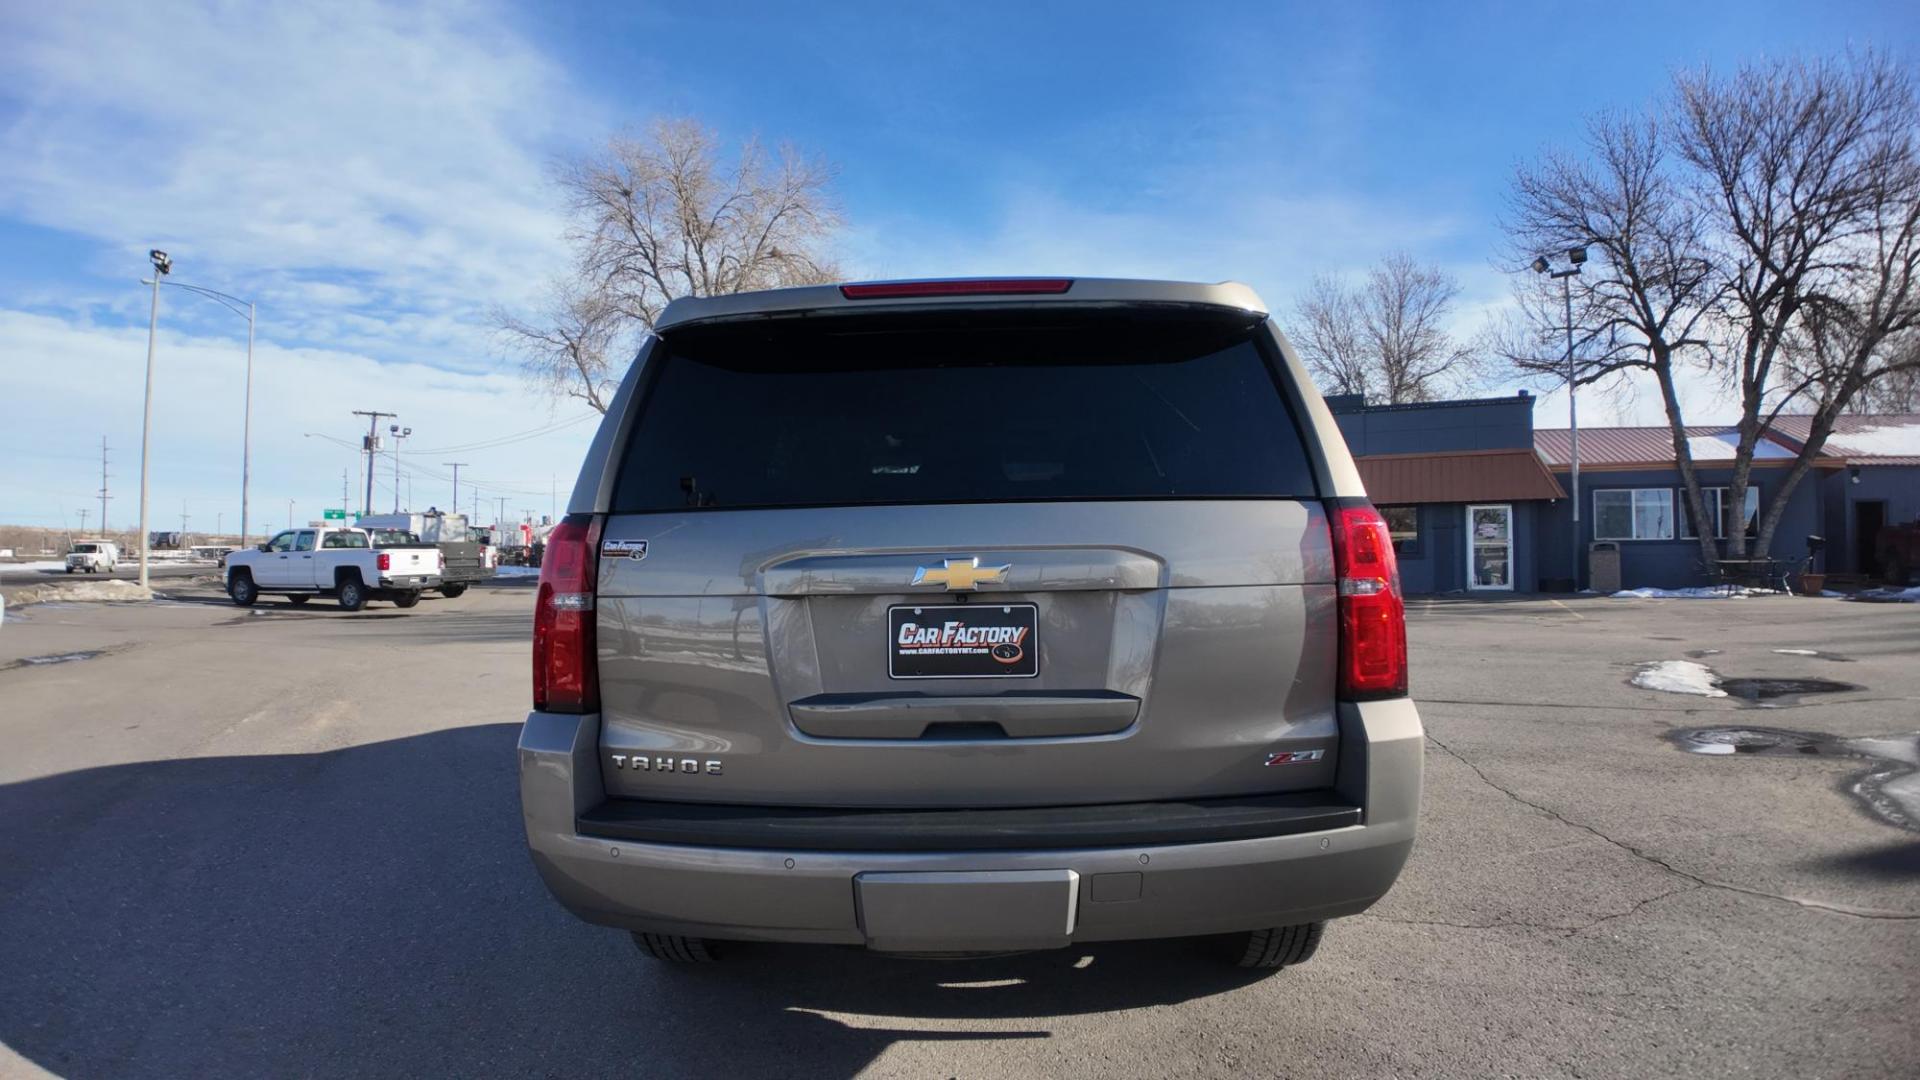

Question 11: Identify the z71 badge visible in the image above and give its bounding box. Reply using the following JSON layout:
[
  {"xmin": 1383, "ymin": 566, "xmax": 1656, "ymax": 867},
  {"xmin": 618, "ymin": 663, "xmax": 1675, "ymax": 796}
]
[{"xmin": 600, "ymin": 538, "xmax": 649, "ymax": 561}]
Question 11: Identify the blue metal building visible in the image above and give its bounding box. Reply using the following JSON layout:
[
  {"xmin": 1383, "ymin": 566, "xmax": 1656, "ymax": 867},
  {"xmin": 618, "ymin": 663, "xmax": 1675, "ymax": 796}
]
[{"xmin": 1330, "ymin": 393, "xmax": 1920, "ymax": 593}]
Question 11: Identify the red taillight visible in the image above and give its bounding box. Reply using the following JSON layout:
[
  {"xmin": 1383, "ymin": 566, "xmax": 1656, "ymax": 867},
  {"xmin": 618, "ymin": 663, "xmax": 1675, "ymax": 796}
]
[
  {"xmin": 1328, "ymin": 502, "xmax": 1408, "ymax": 700},
  {"xmin": 377, "ymin": 551, "xmax": 390, "ymax": 572},
  {"xmin": 838, "ymin": 278, "xmax": 1073, "ymax": 299},
  {"xmin": 533, "ymin": 514, "xmax": 601, "ymax": 713}
]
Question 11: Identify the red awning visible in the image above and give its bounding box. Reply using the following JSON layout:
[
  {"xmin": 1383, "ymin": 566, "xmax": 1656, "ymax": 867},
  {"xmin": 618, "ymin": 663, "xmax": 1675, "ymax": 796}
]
[{"xmin": 1354, "ymin": 449, "xmax": 1567, "ymax": 505}]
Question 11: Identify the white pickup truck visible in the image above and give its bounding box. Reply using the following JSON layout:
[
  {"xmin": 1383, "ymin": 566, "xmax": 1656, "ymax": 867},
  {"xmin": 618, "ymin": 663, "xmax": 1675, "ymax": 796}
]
[{"xmin": 224, "ymin": 526, "xmax": 441, "ymax": 611}]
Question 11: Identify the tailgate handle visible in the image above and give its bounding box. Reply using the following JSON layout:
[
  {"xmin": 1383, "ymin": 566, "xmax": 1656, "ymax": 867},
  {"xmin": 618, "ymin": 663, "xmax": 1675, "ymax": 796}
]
[{"xmin": 789, "ymin": 692, "xmax": 1139, "ymax": 740}]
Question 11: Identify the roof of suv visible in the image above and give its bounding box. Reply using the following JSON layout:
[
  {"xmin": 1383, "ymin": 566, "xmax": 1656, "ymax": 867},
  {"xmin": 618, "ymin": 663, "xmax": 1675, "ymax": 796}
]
[{"xmin": 654, "ymin": 277, "xmax": 1269, "ymax": 331}]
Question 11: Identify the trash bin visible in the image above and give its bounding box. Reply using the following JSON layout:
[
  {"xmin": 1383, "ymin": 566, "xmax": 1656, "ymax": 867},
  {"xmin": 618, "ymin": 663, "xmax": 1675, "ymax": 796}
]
[{"xmin": 1589, "ymin": 541, "xmax": 1622, "ymax": 594}]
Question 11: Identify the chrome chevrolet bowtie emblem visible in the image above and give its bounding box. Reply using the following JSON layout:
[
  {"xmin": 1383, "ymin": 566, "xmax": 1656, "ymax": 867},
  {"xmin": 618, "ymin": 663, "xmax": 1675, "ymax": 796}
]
[{"xmin": 911, "ymin": 557, "xmax": 1011, "ymax": 591}]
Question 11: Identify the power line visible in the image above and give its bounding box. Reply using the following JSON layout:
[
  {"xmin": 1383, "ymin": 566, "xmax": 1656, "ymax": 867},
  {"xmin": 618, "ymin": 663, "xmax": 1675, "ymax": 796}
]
[{"xmin": 407, "ymin": 413, "xmax": 596, "ymax": 454}]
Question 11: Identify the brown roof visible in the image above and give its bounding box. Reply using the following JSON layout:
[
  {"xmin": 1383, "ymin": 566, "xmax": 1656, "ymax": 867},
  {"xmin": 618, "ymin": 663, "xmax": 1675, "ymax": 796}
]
[
  {"xmin": 1355, "ymin": 449, "xmax": 1567, "ymax": 505},
  {"xmin": 1534, "ymin": 426, "xmax": 1804, "ymax": 469}
]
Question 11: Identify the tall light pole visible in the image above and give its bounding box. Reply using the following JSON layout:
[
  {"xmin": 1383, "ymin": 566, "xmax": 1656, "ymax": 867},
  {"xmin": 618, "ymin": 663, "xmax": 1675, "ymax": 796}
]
[
  {"xmin": 1533, "ymin": 246, "xmax": 1588, "ymax": 589},
  {"xmin": 137, "ymin": 249, "xmax": 171, "ymax": 587},
  {"xmin": 389, "ymin": 424, "xmax": 412, "ymax": 512}
]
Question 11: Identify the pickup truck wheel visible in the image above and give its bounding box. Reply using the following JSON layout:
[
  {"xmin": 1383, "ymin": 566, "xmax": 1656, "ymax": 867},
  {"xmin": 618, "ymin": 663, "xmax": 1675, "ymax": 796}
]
[
  {"xmin": 1221, "ymin": 921, "xmax": 1325, "ymax": 970},
  {"xmin": 65, "ymin": 567, "xmax": 75, "ymax": 574},
  {"xmin": 630, "ymin": 931, "xmax": 718, "ymax": 963},
  {"xmin": 336, "ymin": 575, "xmax": 368, "ymax": 612},
  {"xmin": 227, "ymin": 572, "xmax": 258, "ymax": 607},
  {"xmin": 439, "ymin": 583, "xmax": 468, "ymax": 598},
  {"xmin": 392, "ymin": 590, "xmax": 422, "ymax": 609}
]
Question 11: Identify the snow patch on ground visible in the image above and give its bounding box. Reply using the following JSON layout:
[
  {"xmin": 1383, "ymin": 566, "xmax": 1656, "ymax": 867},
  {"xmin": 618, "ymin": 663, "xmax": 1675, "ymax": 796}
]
[
  {"xmin": 6, "ymin": 580, "xmax": 155, "ymax": 606},
  {"xmin": 1772, "ymin": 648, "xmax": 1820, "ymax": 656},
  {"xmin": 1849, "ymin": 586, "xmax": 1920, "ymax": 603},
  {"xmin": 1632, "ymin": 660, "xmax": 1727, "ymax": 697},
  {"xmin": 0, "ymin": 561, "xmax": 73, "ymax": 576},
  {"xmin": 1611, "ymin": 586, "xmax": 1779, "ymax": 599}
]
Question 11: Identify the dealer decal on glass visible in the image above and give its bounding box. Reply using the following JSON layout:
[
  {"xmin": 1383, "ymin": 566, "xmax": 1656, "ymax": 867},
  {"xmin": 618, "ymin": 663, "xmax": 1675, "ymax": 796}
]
[{"xmin": 888, "ymin": 604, "xmax": 1039, "ymax": 679}]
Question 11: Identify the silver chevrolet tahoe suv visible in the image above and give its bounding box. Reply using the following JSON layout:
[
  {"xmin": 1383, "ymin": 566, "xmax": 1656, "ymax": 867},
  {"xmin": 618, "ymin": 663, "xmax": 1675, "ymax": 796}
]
[{"xmin": 519, "ymin": 277, "xmax": 1421, "ymax": 970}]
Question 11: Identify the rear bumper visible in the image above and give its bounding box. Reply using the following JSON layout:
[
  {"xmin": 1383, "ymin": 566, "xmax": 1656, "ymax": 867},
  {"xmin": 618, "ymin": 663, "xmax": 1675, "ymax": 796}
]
[{"xmin": 517, "ymin": 699, "xmax": 1422, "ymax": 949}]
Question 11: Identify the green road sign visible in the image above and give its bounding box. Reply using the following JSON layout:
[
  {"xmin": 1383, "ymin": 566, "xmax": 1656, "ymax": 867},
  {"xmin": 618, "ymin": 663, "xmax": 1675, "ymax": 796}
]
[{"xmin": 322, "ymin": 508, "xmax": 347, "ymax": 521}]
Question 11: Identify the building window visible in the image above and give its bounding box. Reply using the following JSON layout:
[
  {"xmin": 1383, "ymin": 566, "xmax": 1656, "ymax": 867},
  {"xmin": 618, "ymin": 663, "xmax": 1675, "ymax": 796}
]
[
  {"xmin": 1679, "ymin": 486, "xmax": 1760, "ymax": 540},
  {"xmin": 1594, "ymin": 488, "xmax": 1673, "ymax": 540},
  {"xmin": 1381, "ymin": 505, "xmax": 1420, "ymax": 556}
]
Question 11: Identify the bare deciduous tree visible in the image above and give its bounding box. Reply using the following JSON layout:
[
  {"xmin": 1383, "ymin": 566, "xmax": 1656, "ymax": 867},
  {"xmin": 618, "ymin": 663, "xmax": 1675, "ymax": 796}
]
[
  {"xmin": 1287, "ymin": 254, "xmax": 1474, "ymax": 404},
  {"xmin": 493, "ymin": 285, "xmax": 621, "ymax": 413},
  {"xmin": 1503, "ymin": 53, "xmax": 1920, "ymax": 570},
  {"xmin": 499, "ymin": 118, "xmax": 844, "ymax": 411},
  {"xmin": 1675, "ymin": 54, "xmax": 1920, "ymax": 559},
  {"xmin": 1849, "ymin": 355, "xmax": 1920, "ymax": 412},
  {"xmin": 1501, "ymin": 111, "xmax": 1725, "ymax": 569}
]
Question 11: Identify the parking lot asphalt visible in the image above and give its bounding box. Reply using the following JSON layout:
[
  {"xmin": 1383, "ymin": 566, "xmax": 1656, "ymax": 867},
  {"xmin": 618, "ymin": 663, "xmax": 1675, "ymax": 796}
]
[{"xmin": 1, "ymin": 582, "xmax": 1916, "ymax": 1079}]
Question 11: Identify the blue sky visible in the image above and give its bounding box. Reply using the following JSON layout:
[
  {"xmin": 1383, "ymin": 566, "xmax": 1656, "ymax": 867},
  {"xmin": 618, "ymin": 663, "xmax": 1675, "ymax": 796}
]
[{"xmin": 0, "ymin": 1, "xmax": 1913, "ymax": 532}]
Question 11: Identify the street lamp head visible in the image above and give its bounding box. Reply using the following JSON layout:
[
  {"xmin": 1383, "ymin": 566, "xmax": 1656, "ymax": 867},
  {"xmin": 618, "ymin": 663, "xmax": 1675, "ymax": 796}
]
[
  {"xmin": 402, "ymin": 427, "xmax": 411, "ymax": 437},
  {"xmin": 1531, "ymin": 256, "xmax": 1550, "ymax": 275},
  {"xmin": 149, "ymin": 249, "xmax": 171, "ymax": 275},
  {"xmin": 390, "ymin": 424, "xmax": 399, "ymax": 434},
  {"xmin": 1568, "ymin": 246, "xmax": 1589, "ymax": 266}
]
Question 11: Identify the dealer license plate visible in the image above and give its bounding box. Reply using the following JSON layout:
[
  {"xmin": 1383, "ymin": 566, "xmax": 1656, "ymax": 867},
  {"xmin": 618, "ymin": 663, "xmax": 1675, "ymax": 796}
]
[{"xmin": 888, "ymin": 603, "xmax": 1039, "ymax": 679}]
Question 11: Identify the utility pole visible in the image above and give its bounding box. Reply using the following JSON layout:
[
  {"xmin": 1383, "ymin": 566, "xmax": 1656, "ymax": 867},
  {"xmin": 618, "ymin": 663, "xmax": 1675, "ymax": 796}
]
[
  {"xmin": 217, "ymin": 511, "xmax": 223, "ymax": 537},
  {"xmin": 288, "ymin": 499, "xmax": 295, "ymax": 529},
  {"xmin": 341, "ymin": 469, "xmax": 350, "ymax": 520},
  {"xmin": 180, "ymin": 500, "xmax": 190, "ymax": 543},
  {"xmin": 495, "ymin": 496, "xmax": 507, "ymax": 526},
  {"xmin": 444, "ymin": 463, "xmax": 468, "ymax": 514},
  {"xmin": 78, "ymin": 508, "xmax": 90, "ymax": 534},
  {"xmin": 352, "ymin": 410, "xmax": 395, "ymax": 516},
  {"xmin": 98, "ymin": 437, "xmax": 112, "ymax": 535}
]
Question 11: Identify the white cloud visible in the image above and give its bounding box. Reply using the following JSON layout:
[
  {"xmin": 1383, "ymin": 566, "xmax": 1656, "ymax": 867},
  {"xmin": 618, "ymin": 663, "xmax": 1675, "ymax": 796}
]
[
  {"xmin": 0, "ymin": 0, "xmax": 594, "ymax": 361},
  {"xmin": 0, "ymin": 309, "xmax": 600, "ymax": 531}
]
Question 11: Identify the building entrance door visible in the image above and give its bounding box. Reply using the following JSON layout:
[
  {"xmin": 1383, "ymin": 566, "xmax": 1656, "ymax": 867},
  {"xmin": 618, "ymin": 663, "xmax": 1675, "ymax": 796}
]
[{"xmin": 1467, "ymin": 504, "xmax": 1514, "ymax": 591}]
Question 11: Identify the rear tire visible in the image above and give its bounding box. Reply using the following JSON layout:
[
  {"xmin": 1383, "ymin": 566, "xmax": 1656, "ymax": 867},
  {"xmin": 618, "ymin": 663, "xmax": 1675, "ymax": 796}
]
[
  {"xmin": 228, "ymin": 572, "xmax": 257, "ymax": 607},
  {"xmin": 1223, "ymin": 921, "xmax": 1325, "ymax": 969},
  {"xmin": 336, "ymin": 574, "xmax": 368, "ymax": 612},
  {"xmin": 630, "ymin": 931, "xmax": 719, "ymax": 964},
  {"xmin": 439, "ymin": 583, "xmax": 468, "ymax": 598},
  {"xmin": 392, "ymin": 590, "xmax": 422, "ymax": 609}
]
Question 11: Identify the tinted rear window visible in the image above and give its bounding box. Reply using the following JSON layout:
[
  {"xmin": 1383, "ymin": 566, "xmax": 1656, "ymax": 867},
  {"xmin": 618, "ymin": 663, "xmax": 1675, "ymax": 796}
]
[{"xmin": 612, "ymin": 313, "xmax": 1316, "ymax": 512}]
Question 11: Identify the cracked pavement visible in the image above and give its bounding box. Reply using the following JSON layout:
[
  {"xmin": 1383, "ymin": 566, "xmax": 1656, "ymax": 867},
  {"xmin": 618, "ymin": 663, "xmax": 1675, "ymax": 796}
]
[{"xmin": 1, "ymin": 585, "xmax": 1916, "ymax": 1078}]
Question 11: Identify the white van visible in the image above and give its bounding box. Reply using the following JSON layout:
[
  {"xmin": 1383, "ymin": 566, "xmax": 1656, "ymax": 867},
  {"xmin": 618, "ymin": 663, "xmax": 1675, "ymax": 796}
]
[{"xmin": 66, "ymin": 540, "xmax": 120, "ymax": 574}]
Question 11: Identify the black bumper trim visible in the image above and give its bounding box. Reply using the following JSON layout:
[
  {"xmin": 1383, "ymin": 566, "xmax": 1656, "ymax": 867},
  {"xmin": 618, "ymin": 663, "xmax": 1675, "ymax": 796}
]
[{"xmin": 576, "ymin": 792, "xmax": 1360, "ymax": 852}]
